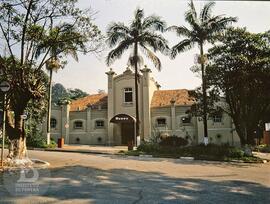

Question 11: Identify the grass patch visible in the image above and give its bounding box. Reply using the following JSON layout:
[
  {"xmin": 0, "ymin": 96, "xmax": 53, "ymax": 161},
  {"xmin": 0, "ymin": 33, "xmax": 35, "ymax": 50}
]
[{"xmin": 124, "ymin": 150, "xmax": 143, "ymax": 156}]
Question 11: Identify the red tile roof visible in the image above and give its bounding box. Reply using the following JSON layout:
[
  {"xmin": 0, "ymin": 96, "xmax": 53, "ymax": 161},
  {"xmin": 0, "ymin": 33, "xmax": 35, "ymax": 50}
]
[
  {"xmin": 151, "ymin": 89, "xmax": 195, "ymax": 108},
  {"xmin": 70, "ymin": 93, "xmax": 108, "ymax": 111},
  {"xmin": 70, "ymin": 89, "xmax": 195, "ymax": 111}
]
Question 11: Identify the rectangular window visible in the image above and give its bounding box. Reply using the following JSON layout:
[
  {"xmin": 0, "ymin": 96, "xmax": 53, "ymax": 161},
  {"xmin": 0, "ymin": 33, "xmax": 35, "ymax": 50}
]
[
  {"xmin": 124, "ymin": 88, "xmax": 133, "ymax": 103},
  {"xmin": 95, "ymin": 120, "xmax": 104, "ymax": 128},
  {"xmin": 157, "ymin": 118, "xmax": 166, "ymax": 127},
  {"xmin": 213, "ymin": 115, "xmax": 222, "ymax": 123},
  {"xmin": 50, "ymin": 118, "xmax": 57, "ymax": 129},
  {"xmin": 74, "ymin": 121, "xmax": 83, "ymax": 129}
]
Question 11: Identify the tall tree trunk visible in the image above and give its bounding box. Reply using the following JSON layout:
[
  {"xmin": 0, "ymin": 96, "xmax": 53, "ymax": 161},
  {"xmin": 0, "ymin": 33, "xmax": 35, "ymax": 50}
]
[
  {"xmin": 246, "ymin": 125, "xmax": 256, "ymax": 145},
  {"xmin": 134, "ymin": 42, "xmax": 140, "ymax": 145},
  {"xmin": 234, "ymin": 122, "xmax": 247, "ymax": 146},
  {"xmin": 7, "ymin": 110, "xmax": 27, "ymax": 159},
  {"xmin": 46, "ymin": 68, "xmax": 53, "ymax": 145},
  {"xmin": 6, "ymin": 93, "xmax": 29, "ymax": 160},
  {"xmin": 200, "ymin": 43, "xmax": 208, "ymax": 144}
]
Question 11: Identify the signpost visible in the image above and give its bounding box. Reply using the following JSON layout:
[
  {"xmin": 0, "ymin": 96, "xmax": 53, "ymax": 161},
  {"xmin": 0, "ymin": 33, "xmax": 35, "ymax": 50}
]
[{"xmin": 0, "ymin": 81, "xmax": 10, "ymax": 168}]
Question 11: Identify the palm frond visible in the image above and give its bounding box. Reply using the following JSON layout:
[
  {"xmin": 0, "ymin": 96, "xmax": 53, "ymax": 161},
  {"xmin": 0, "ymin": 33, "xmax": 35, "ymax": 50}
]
[
  {"xmin": 134, "ymin": 8, "xmax": 144, "ymax": 21},
  {"xmin": 171, "ymin": 39, "xmax": 194, "ymax": 59},
  {"xmin": 166, "ymin": 25, "xmax": 192, "ymax": 38},
  {"xmin": 200, "ymin": 1, "xmax": 215, "ymax": 22},
  {"xmin": 185, "ymin": 0, "xmax": 198, "ymax": 24},
  {"xmin": 65, "ymin": 48, "xmax": 78, "ymax": 62},
  {"xmin": 106, "ymin": 31, "xmax": 131, "ymax": 48},
  {"xmin": 131, "ymin": 9, "xmax": 144, "ymax": 32},
  {"xmin": 140, "ymin": 31, "xmax": 169, "ymax": 55},
  {"xmin": 140, "ymin": 43, "xmax": 162, "ymax": 71},
  {"xmin": 35, "ymin": 45, "xmax": 47, "ymax": 59},
  {"xmin": 208, "ymin": 16, "xmax": 237, "ymax": 36},
  {"xmin": 142, "ymin": 15, "xmax": 167, "ymax": 32},
  {"xmin": 106, "ymin": 39, "xmax": 133, "ymax": 66},
  {"xmin": 128, "ymin": 54, "xmax": 144, "ymax": 68},
  {"xmin": 106, "ymin": 22, "xmax": 130, "ymax": 34}
]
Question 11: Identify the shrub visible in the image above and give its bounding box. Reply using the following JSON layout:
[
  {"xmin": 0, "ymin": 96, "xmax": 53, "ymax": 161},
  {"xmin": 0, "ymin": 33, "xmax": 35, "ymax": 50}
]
[
  {"xmin": 26, "ymin": 131, "xmax": 57, "ymax": 149},
  {"xmin": 46, "ymin": 139, "xmax": 57, "ymax": 148},
  {"xmin": 27, "ymin": 133, "xmax": 47, "ymax": 148},
  {"xmin": 228, "ymin": 147, "xmax": 244, "ymax": 158},
  {"xmin": 137, "ymin": 142, "xmax": 160, "ymax": 153},
  {"xmin": 255, "ymin": 144, "xmax": 270, "ymax": 153},
  {"xmin": 136, "ymin": 142, "xmax": 251, "ymax": 161},
  {"xmin": 159, "ymin": 136, "xmax": 188, "ymax": 147}
]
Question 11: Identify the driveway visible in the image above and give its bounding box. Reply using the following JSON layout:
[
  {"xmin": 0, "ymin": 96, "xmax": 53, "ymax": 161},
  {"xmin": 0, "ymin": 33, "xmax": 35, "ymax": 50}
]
[{"xmin": 0, "ymin": 150, "xmax": 269, "ymax": 204}]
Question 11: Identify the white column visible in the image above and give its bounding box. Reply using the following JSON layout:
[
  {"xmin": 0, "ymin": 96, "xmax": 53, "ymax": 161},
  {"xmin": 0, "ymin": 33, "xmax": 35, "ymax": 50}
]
[
  {"xmin": 61, "ymin": 102, "xmax": 70, "ymax": 144},
  {"xmin": 86, "ymin": 106, "xmax": 92, "ymax": 132},
  {"xmin": 106, "ymin": 68, "xmax": 116, "ymax": 145},
  {"xmin": 170, "ymin": 99, "xmax": 176, "ymax": 135},
  {"xmin": 141, "ymin": 66, "xmax": 152, "ymax": 141}
]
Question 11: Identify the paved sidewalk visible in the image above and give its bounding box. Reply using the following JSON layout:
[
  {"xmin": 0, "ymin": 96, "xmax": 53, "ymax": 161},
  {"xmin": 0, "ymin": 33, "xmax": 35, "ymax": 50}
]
[
  {"xmin": 253, "ymin": 152, "xmax": 270, "ymax": 161},
  {"xmin": 33, "ymin": 145, "xmax": 127, "ymax": 155}
]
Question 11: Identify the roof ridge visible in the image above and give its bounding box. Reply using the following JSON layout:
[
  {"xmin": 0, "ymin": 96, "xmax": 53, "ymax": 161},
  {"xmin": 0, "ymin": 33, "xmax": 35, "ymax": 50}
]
[
  {"xmin": 154, "ymin": 88, "xmax": 191, "ymax": 92},
  {"xmin": 71, "ymin": 93, "xmax": 108, "ymax": 102}
]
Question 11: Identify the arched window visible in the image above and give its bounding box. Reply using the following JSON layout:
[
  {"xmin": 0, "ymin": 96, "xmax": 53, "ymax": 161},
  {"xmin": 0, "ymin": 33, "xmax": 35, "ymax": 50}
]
[
  {"xmin": 156, "ymin": 118, "xmax": 166, "ymax": 127},
  {"xmin": 50, "ymin": 118, "xmax": 57, "ymax": 129},
  {"xmin": 74, "ymin": 121, "xmax": 83, "ymax": 129},
  {"xmin": 95, "ymin": 120, "xmax": 105, "ymax": 129}
]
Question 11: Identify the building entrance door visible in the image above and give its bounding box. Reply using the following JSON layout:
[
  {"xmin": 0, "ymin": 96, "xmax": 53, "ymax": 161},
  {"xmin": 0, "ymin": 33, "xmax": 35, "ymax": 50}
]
[
  {"xmin": 121, "ymin": 123, "xmax": 134, "ymax": 145},
  {"xmin": 110, "ymin": 113, "xmax": 136, "ymax": 147}
]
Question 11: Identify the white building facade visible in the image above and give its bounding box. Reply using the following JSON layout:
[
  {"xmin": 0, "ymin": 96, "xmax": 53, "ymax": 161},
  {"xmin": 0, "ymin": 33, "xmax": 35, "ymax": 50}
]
[{"xmin": 43, "ymin": 66, "xmax": 240, "ymax": 146}]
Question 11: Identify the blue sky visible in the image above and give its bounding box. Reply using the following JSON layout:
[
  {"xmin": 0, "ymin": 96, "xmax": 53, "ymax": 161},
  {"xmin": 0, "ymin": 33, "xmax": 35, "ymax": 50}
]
[{"xmin": 53, "ymin": 0, "xmax": 270, "ymax": 94}]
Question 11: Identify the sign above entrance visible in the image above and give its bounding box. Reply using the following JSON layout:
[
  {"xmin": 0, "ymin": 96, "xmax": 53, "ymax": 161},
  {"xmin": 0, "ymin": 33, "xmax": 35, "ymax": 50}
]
[{"xmin": 110, "ymin": 114, "xmax": 135, "ymax": 123}]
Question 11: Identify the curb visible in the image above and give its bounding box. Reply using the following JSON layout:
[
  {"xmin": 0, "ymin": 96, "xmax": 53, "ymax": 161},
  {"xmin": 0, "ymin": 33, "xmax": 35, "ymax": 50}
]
[
  {"xmin": 31, "ymin": 159, "xmax": 50, "ymax": 168},
  {"xmin": 29, "ymin": 147, "xmax": 115, "ymax": 155}
]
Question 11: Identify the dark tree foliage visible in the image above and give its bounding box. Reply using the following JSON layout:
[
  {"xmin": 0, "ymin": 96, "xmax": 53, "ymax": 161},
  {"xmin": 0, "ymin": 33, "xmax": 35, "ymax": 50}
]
[
  {"xmin": 51, "ymin": 83, "xmax": 68, "ymax": 104},
  {"xmin": 51, "ymin": 83, "xmax": 89, "ymax": 104},
  {"xmin": 206, "ymin": 28, "xmax": 270, "ymax": 145},
  {"xmin": 0, "ymin": 0, "xmax": 102, "ymax": 159},
  {"xmin": 67, "ymin": 88, "xmax": 89, "ymax": 101},
  {"xmin": 167, "ymin": 0, "xmax": 237, "ymax": 140}
]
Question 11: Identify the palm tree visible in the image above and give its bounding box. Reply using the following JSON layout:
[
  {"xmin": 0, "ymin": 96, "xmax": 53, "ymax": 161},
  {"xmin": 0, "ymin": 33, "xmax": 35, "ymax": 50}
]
[
  {"xmin": 41, "ymin": 26, "xmax": 79, "ymax": 145},
  {"xmin": 168, "ymin": 0, "xmax": 237, "ymax": 144},
  {"xmin": 45, "ymin": 56, "xmax": 61, "ymax": 145},
  {"xmin": 106, "ymin": 8, "xmax": 169, "ymax": 144}
]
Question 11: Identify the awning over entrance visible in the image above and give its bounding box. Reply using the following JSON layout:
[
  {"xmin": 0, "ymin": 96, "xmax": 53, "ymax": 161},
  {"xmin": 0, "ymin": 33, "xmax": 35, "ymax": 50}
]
[{"xmin": 110, "ymin": 114, "xmax": 135, "ymax": 123}]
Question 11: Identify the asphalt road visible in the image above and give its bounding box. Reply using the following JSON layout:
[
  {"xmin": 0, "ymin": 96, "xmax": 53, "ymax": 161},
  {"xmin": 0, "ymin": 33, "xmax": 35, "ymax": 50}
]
[{"xmin": 0, "ymin": 150, "xmax": 270, "ymax": 204}]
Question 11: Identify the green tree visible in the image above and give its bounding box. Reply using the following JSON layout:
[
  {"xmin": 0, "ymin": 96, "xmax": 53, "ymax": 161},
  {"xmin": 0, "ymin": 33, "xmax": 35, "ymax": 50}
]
[
  {"xmin": 106, "ymin": 8, "xmax": 169, "ymax": 142},
  {"xmin": 167, "ymin": 0, "xmax": 237, "ymax": 144},
  {"xmin": 52, "ymin": 83, "xmax": 68, "ymax": 104},
  {"xmin": 42, "ymin": 24, "xmax": 83, "ymax": 145},
  {"xmin": 52, "ymin": 83, "xmax": 88, "ymax": 104},
  {"xmin": 0, "ymin": 0, "xmax": 102, "ymax": 160},
  {"xmin": 67, "ymin": 88, "xmax": 89, "ymax": 100},
  {"xmin": 206, "ymin": 28, "xmax": 270, "ymax": 145}
]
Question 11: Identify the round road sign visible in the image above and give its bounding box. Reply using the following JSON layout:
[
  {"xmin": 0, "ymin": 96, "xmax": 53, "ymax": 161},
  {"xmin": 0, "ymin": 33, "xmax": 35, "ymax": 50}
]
[
  {"xmin": 21, "ymin": 115, "xmax": 27, "ymax": 120},
  {"xmin": 0, "ymin": 81, "xmax": 10, "ymax": 92}
]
